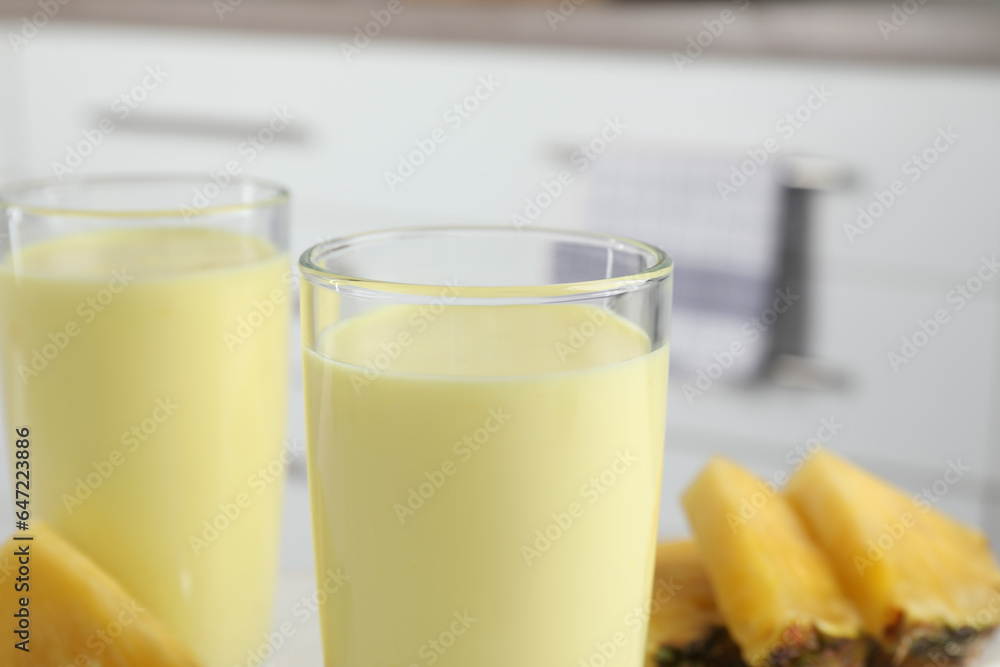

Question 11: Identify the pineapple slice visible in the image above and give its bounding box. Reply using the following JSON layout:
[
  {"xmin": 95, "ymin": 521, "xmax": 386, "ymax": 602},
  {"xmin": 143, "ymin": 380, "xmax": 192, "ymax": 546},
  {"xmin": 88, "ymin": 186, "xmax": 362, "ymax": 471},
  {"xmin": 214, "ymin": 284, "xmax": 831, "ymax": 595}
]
[
  {"xmin": 647, "ymin": 539, "xmax": 744, "ymax": 667},
  {"xmin": 683, "ymin": 457, "xmax": 865, "ymax": 667},
  {"xmin": 786, "ymin": 451, "xmax": 1000, "ymax": 667},
  {"xmin": 0, "ymin": 522, "xmax": 201, "ymax": 667}
]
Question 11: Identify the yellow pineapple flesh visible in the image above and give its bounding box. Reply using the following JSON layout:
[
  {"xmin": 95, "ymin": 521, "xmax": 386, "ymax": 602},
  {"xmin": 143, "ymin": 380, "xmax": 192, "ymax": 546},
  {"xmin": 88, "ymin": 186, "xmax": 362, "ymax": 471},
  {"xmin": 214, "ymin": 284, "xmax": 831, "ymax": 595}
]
[
  {"xmin": 683, "ymin": 457, "xmax": 865, "ymax": 667},
  {"xmin": 786, "ymin": 451, "xmax": 1000, "ymax": 667},
  {"xmin": 0, "ymin": 522, "xmax": 202, "ymax": 667},
  {"xmin": 647, "ymin": 539, "xmax": 744, "ymax": 667}
]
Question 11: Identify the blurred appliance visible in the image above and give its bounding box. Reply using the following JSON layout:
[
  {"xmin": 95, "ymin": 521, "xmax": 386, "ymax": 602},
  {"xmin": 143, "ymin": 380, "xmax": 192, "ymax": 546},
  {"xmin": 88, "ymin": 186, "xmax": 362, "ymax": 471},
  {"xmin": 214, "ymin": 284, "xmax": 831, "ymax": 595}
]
[{"xmin": 579, "ymin": 147, "xmax": 846, "ymax": 385}]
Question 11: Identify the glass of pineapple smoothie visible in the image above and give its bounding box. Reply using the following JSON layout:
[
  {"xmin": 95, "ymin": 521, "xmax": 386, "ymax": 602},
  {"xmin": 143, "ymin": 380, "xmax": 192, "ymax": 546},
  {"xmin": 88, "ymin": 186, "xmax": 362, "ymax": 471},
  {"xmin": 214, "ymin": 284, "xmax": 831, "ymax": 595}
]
[
  {"xmin": 299, "ymin": 227, "xmax": 672, "ymax": 667},
  {"xmin": 0, "ymin": 175, "xmax": 291, "ymax": 667}
]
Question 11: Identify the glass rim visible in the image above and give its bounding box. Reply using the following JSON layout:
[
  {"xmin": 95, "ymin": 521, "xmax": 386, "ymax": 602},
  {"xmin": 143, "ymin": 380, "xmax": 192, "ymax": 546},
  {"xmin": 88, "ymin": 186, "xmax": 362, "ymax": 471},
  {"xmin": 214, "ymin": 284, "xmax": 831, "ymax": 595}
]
[
  {"xmin": 0, "ymin": 173, "xmax": 289, "ymax": 219},
  {"xmin": 299, "ymin": 225, "xmax": 673, "ymax": 300}
]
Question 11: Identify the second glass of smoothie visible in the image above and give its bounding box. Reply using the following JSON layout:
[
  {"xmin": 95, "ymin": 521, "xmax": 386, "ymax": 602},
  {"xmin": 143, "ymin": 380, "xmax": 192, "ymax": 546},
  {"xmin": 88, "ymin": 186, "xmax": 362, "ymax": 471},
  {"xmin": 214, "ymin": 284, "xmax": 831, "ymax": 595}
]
[
  {"xmin": 299, "ymin": 227, "xmax": 672, "ymax": 667},
  {"xmin": 0, "ymin": 176, "xmax": 291, "ymax": 667}
]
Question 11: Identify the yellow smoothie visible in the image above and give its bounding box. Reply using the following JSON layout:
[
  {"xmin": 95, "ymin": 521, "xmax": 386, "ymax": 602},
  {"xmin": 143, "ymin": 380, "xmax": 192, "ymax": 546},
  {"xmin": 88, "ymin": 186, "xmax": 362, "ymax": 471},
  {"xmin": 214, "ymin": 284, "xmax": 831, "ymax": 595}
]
[
  {"xmin": 304, "ymin": 302, "xmax": 668, "ymax": 667},
  {"xmin": 0, "ymin": 227, "xmax": 290, "ymax": 667}
]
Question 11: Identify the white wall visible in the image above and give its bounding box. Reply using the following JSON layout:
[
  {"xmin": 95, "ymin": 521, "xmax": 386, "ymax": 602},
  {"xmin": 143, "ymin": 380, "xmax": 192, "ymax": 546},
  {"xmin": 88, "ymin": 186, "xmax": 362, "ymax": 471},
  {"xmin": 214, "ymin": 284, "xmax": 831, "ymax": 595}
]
[{"xmin": 1, "ymin": 23, "xmax": 999, "ymax": 557}]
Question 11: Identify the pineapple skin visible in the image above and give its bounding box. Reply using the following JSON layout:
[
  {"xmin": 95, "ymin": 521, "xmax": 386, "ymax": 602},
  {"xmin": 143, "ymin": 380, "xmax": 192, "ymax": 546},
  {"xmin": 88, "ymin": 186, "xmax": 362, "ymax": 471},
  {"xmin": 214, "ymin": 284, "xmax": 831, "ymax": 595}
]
[
  {"xmin": 0, "ymin": 522, "xmax": 202, "ymax": 667},
  {"xmin": 682, "ymin": 457, "xmax": 865, "ymax": 667},
  {"xmin": 647, "ymin": 540, "xmax": 745, "ymax": 667},
  {"xmin": 786, "ymin": 451, "xmax": 1000, "ymax": 665}
]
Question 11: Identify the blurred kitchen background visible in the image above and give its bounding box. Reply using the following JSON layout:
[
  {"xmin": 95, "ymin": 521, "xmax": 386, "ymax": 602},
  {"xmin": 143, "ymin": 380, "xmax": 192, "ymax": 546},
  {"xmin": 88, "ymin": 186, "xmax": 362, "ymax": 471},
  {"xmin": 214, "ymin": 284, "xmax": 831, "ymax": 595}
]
[{"xmin": 0, "ymin": 0, "xmax": 999, "ymax": 642}]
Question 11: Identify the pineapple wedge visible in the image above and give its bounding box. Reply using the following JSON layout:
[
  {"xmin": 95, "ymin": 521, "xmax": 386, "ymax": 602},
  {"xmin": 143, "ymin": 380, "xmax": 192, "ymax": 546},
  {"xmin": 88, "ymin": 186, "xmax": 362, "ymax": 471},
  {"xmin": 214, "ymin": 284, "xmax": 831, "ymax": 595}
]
[
  {"xmin": 0, "ymin": 522, "xmax": 202, "ymax": 667},
  {"xmin": 683, "ymin": 457, "xmax": 866, "ymax": 667},
  {"xmin": 647, "ymin": 540, "xmax": 744, "ymax": 667},
  {"xmin": 786, "ymin": 451, "xmax": 1000, "ymax": 667}
]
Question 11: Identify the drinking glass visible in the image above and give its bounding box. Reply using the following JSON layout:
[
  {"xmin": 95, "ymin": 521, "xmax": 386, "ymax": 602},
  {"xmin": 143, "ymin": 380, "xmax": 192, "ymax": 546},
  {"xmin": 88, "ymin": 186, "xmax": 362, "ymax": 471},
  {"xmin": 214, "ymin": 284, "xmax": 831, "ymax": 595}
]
[
  {"xmin": 299, "ymin": 226, "xmax": 672, "ymax": 667},
  {"xmin": 0, "ymin": 175, "xmax": 291, "ymax": 667}
]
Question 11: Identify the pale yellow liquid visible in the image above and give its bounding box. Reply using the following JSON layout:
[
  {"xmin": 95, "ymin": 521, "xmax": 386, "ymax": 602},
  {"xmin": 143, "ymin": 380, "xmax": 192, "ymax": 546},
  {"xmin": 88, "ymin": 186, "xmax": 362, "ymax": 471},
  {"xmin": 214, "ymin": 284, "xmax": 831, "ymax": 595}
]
[
  {"xmin": 304, "ymin": 303, "xmax": 668, "ymax": 667},
  {"xmin": 0, "ymin": 227, "xmax": 290, "ymax": 667}
]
